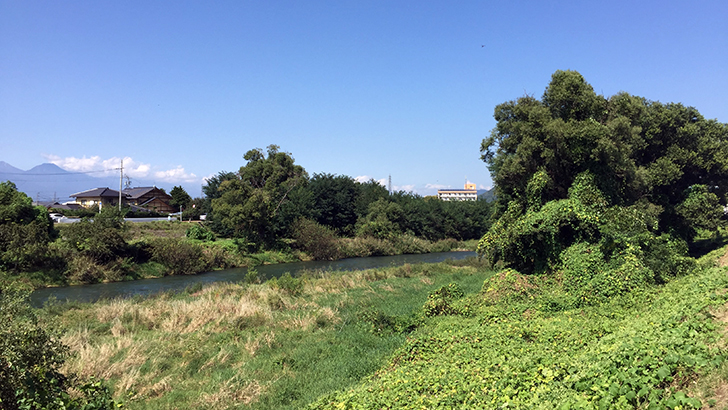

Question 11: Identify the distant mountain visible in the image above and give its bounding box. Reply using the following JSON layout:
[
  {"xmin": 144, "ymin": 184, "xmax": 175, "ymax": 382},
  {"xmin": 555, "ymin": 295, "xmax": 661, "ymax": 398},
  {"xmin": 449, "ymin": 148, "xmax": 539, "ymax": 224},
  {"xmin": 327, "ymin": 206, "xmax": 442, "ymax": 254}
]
[
  {"xmin": 0, "ymin": 161, "xmax": 170, "ymax": 203},
  {"xmin": 0, "ymin": 161, "xmax": 23, "ymax": 174},
  {"xmin": 26, "ymin": 163, "xmax": 69, "ymax": 174},
  {"xmin": 477, "ymin": 188, "xmax": 496, "ymax": 202}
]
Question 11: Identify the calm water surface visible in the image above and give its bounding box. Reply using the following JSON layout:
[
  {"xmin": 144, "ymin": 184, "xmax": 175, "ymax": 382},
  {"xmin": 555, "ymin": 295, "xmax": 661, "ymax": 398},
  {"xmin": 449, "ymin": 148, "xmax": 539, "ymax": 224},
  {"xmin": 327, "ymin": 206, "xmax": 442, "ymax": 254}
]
[{"xmin": 30, "ymin": 251, "xmax": 476, "ymax": 307}]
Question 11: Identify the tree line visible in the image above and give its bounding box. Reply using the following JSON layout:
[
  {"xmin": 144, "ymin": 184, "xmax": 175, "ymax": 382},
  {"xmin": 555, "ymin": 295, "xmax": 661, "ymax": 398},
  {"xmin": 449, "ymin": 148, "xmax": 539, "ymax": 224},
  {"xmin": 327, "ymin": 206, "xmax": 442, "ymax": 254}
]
[{"xmin": 199, "ymin": 145, "xmax": 492, "ymax": 253}]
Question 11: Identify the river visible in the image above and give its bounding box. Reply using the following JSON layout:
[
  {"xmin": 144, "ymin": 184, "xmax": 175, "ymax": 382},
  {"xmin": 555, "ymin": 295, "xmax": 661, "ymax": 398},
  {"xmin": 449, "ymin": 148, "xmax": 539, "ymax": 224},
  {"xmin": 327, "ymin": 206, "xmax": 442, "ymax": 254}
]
[{"xmin": 30, "ymin": 251, "xmax": 477, "ymax": 307}]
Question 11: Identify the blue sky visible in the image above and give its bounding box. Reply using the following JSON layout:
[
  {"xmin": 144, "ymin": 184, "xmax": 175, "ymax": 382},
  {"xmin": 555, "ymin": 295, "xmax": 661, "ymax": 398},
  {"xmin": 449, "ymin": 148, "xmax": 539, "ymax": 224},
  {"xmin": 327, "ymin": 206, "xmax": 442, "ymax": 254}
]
[{"xmin": 1, "ymin": 0, "xmax": 726, "ymax": 197}]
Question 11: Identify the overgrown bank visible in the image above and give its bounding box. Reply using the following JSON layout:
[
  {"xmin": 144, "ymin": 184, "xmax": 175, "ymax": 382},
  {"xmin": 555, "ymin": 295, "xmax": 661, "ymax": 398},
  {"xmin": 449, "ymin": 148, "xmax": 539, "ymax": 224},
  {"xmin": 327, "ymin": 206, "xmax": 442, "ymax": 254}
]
[
  {"xmin": 22, "ymin": 248, "xmax": 728, "ymax": 409},
  {"xmin": 41, "ymin": 259, "xmax": 488, "ymax": 409}
]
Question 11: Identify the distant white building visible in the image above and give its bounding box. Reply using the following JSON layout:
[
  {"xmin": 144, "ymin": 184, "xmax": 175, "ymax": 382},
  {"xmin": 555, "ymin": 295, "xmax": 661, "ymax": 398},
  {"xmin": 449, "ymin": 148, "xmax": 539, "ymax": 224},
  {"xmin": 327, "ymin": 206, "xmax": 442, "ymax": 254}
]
[{"xmin": 438, "ymin": 183, "xmax": 478, "ymax": 201}]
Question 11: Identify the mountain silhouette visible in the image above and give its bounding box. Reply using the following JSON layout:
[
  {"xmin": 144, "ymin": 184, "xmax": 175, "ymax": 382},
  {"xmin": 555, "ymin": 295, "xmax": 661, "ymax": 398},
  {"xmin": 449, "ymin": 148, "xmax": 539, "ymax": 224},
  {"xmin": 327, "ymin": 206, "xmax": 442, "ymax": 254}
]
[{"xmin": 0, "ymin": 161, "xmax": 170, "ymax": 203}]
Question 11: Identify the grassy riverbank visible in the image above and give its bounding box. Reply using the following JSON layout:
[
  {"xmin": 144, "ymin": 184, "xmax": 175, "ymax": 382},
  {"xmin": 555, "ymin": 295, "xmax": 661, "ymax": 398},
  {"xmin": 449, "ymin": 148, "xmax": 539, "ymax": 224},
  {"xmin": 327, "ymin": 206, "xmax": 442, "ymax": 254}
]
[
  {"xmin": 13, "ymin": 220, "xmax": 475, "ymax": 289},
  {"xmin": 42, "ymin": 258, "xmax": 488, "ymax": 409},
  {"xmin": 38, "ymin": 249, "xmax": 728, "ymax": 409}
]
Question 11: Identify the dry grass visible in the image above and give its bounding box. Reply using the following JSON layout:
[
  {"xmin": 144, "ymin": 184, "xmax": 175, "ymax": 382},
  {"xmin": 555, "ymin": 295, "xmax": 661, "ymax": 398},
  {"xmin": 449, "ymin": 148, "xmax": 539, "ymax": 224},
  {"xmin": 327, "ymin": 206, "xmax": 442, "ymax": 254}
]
[
  {"xmin": 54, "ymin": 260, "xmax": 476, "ymax": 407},
  {"xmin": 197, "ymin": 378, "xmax": 263, "ymax": 409}
]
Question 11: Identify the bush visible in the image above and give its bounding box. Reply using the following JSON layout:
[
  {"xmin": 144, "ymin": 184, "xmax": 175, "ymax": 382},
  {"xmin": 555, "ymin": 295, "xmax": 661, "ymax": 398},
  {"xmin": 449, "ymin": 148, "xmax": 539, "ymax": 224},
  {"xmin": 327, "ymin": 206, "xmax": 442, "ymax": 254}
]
[
  {"xmin": 480, "ymin": 268, "xmax": 536, "ymax": 305},
  {"xmin": 268, "ymin": 272, "xmax": 303, "ymax": 296},
  {"xmin": 291, "ymin": 218, "xmax": 341, "ymax": 260},
  {"xmin": 0, "ymin": 281, "xmax": 119, "ymax": 409},
  {"xmin": 147, "ymin": 238, "xmax": 209, "ymax": 275},
  {"xmin": 422, "ymin": 283, "xmax": 465, "ymax": 317},
  {"xmin": 60, "ymin": 208, "xmax": 127, "ymax": 264},
  {"xmin": 186, "ymin": 224, "xmax": 215, "ymax": 241}
]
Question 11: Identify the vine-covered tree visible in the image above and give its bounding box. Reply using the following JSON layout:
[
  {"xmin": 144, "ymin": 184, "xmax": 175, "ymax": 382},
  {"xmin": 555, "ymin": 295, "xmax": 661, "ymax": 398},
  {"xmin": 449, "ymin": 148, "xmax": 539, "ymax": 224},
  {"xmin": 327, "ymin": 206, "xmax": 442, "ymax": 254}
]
[{"xmin": 479, "ymin": 71, "xmax": 728, "ymax": 284}]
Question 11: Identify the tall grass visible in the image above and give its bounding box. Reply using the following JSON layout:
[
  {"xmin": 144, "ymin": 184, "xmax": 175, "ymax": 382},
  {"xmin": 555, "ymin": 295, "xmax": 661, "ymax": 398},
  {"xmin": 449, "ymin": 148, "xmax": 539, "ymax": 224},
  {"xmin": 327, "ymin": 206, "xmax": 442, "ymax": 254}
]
[{"xmin": 44, "ymin": 260, "xmax": 487, "ymax": 409}]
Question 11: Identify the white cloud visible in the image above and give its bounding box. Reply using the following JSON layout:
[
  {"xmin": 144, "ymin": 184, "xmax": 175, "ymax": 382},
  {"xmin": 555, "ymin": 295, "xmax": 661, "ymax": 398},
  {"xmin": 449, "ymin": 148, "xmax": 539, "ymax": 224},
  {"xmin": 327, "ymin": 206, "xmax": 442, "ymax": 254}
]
[
  {"xmin": 354, "ymin": 175, "xmax": 388, "ymax": 187},
  {"xmin": 395, "ymin": 184, "xmax": 415, "ymax": 192},
  {"xmin": 425, "ymin": 183, "xmax": 450, "ymax": 190},
  {"xmin": 43, "ymin": 154, "xmax": 198, "ymax": 183},
  {"xmin": 154, "ymin": 166, "xmax": 198, "ymax": 183}
]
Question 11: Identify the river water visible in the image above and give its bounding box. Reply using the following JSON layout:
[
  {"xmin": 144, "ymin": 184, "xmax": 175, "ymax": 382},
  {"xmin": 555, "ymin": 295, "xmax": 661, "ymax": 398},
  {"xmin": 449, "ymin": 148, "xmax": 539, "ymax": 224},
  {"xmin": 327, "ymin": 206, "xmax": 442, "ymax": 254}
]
[{"xmin": 30, "ymin": 251, "xmax": 476, "ymax": 307}]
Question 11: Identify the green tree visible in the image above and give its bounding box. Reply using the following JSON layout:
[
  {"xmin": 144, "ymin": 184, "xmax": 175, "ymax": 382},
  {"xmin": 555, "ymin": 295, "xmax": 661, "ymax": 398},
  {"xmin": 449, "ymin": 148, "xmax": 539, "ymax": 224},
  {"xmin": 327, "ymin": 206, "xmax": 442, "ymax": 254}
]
[
  {"xmin": 212, "ymin": 145, "xmax": 308, "ymax": 250},
  {"xmin": 479, "ymin": 70, "xmax": 728, "ymax": 276},
  {"xmin": 0, "ymin": 181, "xmax": 54, "ymax": 273},
  {"xmin": 308, "ymin": 173, "xmax": 361, "ymax": 235},
  {"xmin": 481, "ymin": 70, "xmax": 728, "ymax": 243},
  {"xmin": 169, "ymin": 185, "xmax": 192, "ymax": 210},
  {"xmin": 202, "ymin": 171, "xmax": 238, "ymax": 236},
  {"xmin": 356, "ymin": 198, "xmax": 405, "ymax": 240}
]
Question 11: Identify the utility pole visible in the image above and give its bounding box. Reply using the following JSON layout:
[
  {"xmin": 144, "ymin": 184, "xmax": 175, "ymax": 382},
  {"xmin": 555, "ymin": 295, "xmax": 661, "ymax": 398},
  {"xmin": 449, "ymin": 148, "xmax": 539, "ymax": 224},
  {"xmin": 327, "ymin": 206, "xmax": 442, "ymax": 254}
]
[
  {"xmin": 119, "ymin": 159, "xmax": 123, "ymax": 211},
  {"xmin": 388, "ymin": 175, "xmax": 392, "ymax": 195}
]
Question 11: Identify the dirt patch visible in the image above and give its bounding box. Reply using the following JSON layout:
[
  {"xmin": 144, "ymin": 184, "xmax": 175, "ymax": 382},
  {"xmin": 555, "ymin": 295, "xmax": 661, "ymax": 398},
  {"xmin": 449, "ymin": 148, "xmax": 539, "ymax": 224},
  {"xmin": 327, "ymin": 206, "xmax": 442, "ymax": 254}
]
[
  {"xmin": 703, "ymin": 380, "xmax": 728, "ymax": 409},
  {"xmin": 717, "ymin": 248, "xmax": 728, "ymax": 267}
]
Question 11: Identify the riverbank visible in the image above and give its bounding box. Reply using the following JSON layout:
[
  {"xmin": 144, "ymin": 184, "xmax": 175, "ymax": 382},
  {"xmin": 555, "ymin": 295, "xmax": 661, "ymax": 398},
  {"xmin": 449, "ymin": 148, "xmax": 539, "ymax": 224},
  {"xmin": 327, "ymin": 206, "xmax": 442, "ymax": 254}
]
[
  {"xmin": 38, "ymin": 249, "xmax": 728, "ymax": 409},
  {"xmin": 9, "ymin": 220, "xmax": 478, "ymax": 290}
]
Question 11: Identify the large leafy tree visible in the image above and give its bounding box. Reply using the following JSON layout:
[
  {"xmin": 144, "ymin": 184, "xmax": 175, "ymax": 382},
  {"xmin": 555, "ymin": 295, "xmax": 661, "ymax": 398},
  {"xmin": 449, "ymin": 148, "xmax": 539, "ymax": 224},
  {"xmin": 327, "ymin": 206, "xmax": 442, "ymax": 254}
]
[
  {"xmin": 308, "ymin": 173, "xmax": 361, "ymax": 235},
  {"xmin": 479, "ymin": 70, "xmax": 728, "ymax": 277},
  {"xmin": 482, "ymin": 70, "xmax": 728, "ymax": 242},
  {"xmin": 211, "ymin": 145, "xmax": 308, "ymax": 250}
]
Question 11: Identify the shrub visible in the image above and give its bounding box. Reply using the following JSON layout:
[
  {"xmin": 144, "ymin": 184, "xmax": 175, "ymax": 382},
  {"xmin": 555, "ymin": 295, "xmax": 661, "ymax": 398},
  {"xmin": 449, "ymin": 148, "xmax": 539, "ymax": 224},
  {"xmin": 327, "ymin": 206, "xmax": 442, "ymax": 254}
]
[
  {"xmin": 147, "ymin": 238, "xmax": 209, "ymax": 275},
  {"xmin": 291, "ymin": 218, "xmax": 342, "ymax": 260},
  {"xmin": 67, "ymin": 254, "xmax": 106, "ymax": 284},
  {"xmin": 422, "ymin": 283, "xmax": 465, "ymax": 317},
  {"xmin": 0, "ymin": 281, "xmax": 119, "ymax": 409},
  {"xmin": 245, "ymin": 266, "xmax": 261, "ymax": 284},
  {"xmin": 339, "ymin": 237, "xmax": 396, "ymax": 258},
  {"xmin": 60, "ymin": 208, "xmax": 128, "ymax": 264},
  {"xmin": 480, "ymin": 268, "xmax": 536, "ymax": 305},
  {"xmin": 392, "ymin": 234, "xmax": 429, "ymax": 254},
  {"xmin": 358, "ymin": 308, "xmax": 420, "ymax": 335},
  {"xmin": 268, "ymin": 272, "xmax": 303, "ymax": 296},
  {"xmin": 186, "ymin": 224, "xmax": 215, "ymax": 241}
]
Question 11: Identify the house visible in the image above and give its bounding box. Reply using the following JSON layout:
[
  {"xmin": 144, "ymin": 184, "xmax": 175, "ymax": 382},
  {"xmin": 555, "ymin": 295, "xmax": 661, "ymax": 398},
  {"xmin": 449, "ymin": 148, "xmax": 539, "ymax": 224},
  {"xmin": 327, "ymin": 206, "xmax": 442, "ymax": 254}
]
[
  {"xmin": 70, "ymin": 188, "xmax": 128, "ymax": 209},
  {"xmin": 437, "ymin": 183, "xmax": 478, "ymax": 201},
  {"xmin": 122, "ymin": 186, "xmax": 175, "ymax": 213}
]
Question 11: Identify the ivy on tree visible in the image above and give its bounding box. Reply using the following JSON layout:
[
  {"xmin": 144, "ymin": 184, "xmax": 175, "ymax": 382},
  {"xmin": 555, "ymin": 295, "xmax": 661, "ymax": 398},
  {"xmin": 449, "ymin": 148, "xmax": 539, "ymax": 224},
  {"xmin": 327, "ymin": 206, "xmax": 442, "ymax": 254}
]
[{"xmin": 479, "ymin": 70, "xmax": 728, "ymax": 282}]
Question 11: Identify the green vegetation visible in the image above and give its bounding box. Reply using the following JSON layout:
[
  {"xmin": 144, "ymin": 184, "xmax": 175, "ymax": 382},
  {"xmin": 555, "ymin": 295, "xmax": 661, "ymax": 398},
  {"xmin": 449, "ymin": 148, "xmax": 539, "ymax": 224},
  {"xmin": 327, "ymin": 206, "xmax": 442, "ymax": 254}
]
[
  {"xmin": 479, "ymin": 70, "xmax": 728, "ymax": 279},
  {"xmin": 42, "ymin": 259, "xmax": 486, "ymax": 409},
  {"xmin": 311, "ymin": 254, "xmax": 728, "ymax": 409},
  {"xmin": 1, "ymin": 281, "xmax": 119, "ymax": 409},
  {"xmin": 28, "ymin": 249, "xmax": 728, "ymax": 409},
  {"xmin": 208, "ymin": 145, "xmax": 492, "ymax": 257},
  {"xmin": 0, "ymin": 181, "xmax": 55, "ymax": 274}
]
